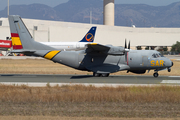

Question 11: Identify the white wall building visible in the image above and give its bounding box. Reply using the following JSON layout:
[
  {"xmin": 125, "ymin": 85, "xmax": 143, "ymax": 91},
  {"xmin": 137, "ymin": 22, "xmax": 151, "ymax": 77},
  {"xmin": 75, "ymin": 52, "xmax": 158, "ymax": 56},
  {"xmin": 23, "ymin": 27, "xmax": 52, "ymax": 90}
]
[{"xmin": 0, "ymin": 17, "xmax": 180, "ymax": 50}]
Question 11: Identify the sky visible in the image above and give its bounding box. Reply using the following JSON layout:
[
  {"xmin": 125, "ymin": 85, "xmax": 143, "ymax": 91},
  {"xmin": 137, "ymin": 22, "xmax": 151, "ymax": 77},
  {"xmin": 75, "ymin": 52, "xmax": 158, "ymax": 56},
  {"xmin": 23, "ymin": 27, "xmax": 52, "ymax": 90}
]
[{"xmin": 0, "ymin": 0, "xmax": 180, "ymax": 10}]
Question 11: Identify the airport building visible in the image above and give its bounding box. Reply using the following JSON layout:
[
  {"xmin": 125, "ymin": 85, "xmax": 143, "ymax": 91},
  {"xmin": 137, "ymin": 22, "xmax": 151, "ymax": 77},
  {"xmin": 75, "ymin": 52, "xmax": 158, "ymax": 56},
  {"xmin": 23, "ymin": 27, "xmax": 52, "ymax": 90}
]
[{"xmin": 0, "ymin": 17, "xmax": 180, "ymax": 51}]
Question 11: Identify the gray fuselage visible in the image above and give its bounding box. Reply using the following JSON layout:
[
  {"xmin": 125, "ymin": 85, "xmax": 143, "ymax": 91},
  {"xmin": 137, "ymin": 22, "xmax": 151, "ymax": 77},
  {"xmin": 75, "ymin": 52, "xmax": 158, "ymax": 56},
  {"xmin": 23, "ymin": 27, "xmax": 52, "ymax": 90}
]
[{"xmin": 48, "ymin": 49, "xmax": 172, "ymax": 74}]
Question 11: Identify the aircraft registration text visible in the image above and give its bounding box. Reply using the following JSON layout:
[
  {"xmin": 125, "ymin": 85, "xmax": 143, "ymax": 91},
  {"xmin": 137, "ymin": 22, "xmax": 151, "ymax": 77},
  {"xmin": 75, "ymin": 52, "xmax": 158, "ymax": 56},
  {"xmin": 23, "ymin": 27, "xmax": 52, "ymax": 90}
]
[{"xmin": 151, "ymin": 60, "xmax": 164, "ymax": 66}]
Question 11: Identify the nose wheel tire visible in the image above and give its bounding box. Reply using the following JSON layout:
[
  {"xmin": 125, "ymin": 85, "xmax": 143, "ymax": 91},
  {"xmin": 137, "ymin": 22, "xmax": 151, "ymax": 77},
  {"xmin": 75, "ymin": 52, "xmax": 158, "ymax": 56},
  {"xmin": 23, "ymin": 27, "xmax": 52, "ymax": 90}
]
[{"xmin": 153, "ymin": 73, "xmax": 159, "ymax": 78}]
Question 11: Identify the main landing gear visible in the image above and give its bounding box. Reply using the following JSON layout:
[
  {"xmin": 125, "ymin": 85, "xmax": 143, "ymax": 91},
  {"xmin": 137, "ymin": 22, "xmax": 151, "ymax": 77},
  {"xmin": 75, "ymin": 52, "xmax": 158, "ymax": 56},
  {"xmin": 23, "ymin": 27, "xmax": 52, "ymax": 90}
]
[
  {"xmin": 153, "ymin": 72, "xmax": 159, "ymax": 78},
  {"xmin": 93, "ymin": 72, "xmax": 109, "ymax": 77}
]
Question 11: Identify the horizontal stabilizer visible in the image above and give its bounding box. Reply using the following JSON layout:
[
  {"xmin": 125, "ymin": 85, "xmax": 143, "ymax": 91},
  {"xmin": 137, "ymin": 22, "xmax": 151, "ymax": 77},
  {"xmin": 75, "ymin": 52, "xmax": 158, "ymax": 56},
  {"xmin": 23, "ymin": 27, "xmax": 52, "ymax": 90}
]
[{"xmin": 11, "ymin": 50, "xmax": 35, "ymax": 53}]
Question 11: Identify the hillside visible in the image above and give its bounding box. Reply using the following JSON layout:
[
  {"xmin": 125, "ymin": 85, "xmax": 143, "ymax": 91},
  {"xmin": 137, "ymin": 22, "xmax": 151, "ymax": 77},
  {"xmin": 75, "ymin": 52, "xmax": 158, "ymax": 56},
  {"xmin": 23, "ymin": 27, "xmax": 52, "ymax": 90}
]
[{"xmin": 1, "ymin": 0, "xmax": 180, "ymax": 27}]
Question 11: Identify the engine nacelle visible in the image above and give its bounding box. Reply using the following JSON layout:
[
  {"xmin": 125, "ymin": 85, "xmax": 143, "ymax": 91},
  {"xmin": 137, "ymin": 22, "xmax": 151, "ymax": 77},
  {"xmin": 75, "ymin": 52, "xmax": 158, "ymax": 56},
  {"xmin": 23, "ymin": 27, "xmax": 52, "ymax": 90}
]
[{"xmin": 107, "ymin": 46, "xmax": 125, "ymax": 55}]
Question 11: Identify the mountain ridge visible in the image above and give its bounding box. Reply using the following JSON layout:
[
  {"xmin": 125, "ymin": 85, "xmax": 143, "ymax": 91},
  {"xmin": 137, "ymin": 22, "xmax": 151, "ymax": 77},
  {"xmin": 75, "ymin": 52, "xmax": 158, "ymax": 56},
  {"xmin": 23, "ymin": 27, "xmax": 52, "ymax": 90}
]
[{"xmin": 1, "ymin": 0, "xmax": 180, "ymax": 27}]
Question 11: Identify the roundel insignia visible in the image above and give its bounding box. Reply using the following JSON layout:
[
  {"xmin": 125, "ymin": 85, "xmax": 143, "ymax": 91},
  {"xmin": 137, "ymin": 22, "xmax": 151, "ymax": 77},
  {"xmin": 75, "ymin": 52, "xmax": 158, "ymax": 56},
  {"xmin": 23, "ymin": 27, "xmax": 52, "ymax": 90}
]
[{"xmin": 85, "ymin": 33, "xmax": 94, "ymax": 42}]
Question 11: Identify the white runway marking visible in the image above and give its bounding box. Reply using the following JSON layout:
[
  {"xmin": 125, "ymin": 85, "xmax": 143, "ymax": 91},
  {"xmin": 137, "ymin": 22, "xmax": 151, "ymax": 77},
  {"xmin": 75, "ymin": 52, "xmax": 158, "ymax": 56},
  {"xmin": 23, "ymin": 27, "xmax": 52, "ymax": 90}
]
[
  {"xmin": 161, "ymin": 80, "xmax": 180, "ymax": 84},
  {"xmin": 168, "ymin": 76, "xmax": 180, "ymax": 78},
  {"xmin": 0, "ymin": 82, "xmax": 162, "ymax": 87}
]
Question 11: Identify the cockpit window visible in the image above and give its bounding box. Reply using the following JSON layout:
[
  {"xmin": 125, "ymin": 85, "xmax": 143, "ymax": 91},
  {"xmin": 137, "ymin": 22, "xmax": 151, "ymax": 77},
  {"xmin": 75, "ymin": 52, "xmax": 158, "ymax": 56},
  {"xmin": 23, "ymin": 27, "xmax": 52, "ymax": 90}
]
[
  {"xmin": 152, "ymin": 54, "xmax": 156, "ymax": 58},
  {"xmin": 152, "ymin": 53, "xmax": 164, "ymax": 58},
  {"xmin": 156, "ymin": 54, "xmax": 159, "ymax": 57},
  {"xmin": 159, "ymin": 53, "xmax": 164, "ymax": 57}
]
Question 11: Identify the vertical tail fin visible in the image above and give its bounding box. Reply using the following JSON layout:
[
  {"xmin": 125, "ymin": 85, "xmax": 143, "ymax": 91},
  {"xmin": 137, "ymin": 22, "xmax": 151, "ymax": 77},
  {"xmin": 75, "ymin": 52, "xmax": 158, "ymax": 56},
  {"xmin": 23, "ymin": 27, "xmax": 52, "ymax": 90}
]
[
  {"xmin": 9, "ymin": 15, "xmax": 34, "ymax": 50},
  {"xmin": 8, "ymin": 15, "xmax": 54, "ymax": 51},
  {"xmin": 79, "ymin": 27, "xmax": 97, "ymax": 42}
]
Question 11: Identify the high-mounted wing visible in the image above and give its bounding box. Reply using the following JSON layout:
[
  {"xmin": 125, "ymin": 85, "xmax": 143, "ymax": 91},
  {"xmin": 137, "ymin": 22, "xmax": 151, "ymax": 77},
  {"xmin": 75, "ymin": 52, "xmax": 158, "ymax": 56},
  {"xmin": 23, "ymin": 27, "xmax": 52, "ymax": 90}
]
[
  {"xmin": 86, "ymin": 43, "xmax": 125, "ymax": 55},
  {"xmin": 86, "ymin": 43, "xmax": 110, "ymax": 51}
]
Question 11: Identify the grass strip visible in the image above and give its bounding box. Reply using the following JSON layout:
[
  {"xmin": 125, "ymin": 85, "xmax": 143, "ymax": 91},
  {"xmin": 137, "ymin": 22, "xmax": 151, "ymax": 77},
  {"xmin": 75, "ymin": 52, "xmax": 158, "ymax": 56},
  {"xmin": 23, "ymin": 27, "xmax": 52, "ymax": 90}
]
[{"xmin": 0, "ymin": 85, "xmax": 180, "ymax": 117}]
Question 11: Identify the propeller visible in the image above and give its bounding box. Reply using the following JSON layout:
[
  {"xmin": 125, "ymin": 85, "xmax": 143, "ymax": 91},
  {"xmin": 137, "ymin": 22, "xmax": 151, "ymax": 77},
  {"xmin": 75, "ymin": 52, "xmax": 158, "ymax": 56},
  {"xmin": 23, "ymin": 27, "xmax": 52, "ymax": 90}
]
[
  {"xmin": 124, "ymin": 39, "xmax": 131, "ymax": 64},
  {"xmin": 124, "ymin": 39, "xmax": 130, "ymax": 52},
  {"xmin": 128, "ymin": 40, "xmax": 130, "ymax": 49},
  {"xmin": 125, "ymin": 39, "xmax": 127, "ymax": 49}
]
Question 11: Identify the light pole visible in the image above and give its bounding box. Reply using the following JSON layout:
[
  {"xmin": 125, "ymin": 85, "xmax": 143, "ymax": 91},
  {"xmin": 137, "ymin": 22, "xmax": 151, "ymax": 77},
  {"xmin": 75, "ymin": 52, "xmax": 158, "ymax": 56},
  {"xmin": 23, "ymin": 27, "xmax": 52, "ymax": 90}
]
[
  {"xmin": 90, "ymin": 11, "xmax": 92, "ymax": 24},
  {"xmin": 7, "ymin": 0, "xmax": 9, "ymax": 16}
]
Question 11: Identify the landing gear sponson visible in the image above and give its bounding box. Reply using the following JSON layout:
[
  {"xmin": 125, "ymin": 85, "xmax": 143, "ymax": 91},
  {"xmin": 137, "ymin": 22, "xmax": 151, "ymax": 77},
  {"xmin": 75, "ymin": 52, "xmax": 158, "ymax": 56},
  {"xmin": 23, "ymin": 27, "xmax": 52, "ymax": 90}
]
[{"xmin": 93, "ymin": 72, "xmax": 109, "ymax": 77}]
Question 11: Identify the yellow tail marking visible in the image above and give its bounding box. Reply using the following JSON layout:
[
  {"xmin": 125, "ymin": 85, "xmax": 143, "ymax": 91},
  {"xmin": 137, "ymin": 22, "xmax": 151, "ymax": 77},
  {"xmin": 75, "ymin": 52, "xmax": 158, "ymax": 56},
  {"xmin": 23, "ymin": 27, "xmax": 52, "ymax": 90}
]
[
  {"xmin": 44, "ymin": 51, "xmax": 60, "ymax": 60},
  {"xmin": 12, "ymin": 37, "xmax": 22, "ymax": 45}
]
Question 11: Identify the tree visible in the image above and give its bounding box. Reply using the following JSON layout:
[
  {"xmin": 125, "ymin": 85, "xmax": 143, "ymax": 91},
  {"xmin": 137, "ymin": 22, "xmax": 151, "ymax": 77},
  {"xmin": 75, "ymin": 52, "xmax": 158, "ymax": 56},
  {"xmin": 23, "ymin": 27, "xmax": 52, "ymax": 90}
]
[
  {"xmin": 145, "ymin": 46, "xmax": 149, "ymax": 50},
  {"xmin": 171, "ymin": 41, "xmax": 180, "ymax": 53},
  {"xmin": 136, "ymin": 46, "xmax": 142, "ymax": 50},
  {"xmin": 163, "ymin": 46, "xmax": 168, "ymax": 51}
]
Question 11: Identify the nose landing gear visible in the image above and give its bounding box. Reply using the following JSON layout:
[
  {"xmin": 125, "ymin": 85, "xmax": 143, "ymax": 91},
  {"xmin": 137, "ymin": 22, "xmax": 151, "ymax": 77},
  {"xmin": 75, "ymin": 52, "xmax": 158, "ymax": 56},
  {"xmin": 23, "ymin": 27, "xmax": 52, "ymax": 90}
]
[
  {"xmin": 168, "ymin": 68, "xmax": 171, "ymax": 72},
  {"xmin": 153, "ymin": 72, "xmax": 159, "ymax": 78}
]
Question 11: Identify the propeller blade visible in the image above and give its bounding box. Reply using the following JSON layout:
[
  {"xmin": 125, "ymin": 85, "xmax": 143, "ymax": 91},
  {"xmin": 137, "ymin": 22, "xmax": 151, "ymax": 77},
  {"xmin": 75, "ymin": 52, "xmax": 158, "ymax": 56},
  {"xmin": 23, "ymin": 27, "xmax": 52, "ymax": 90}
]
[
  {"xmin": 125, "ymin": 39, "xmax": 127, "ymax": 49},
  {"xmin": 128, "ymin": 41, "xmax": 130, "ymax": 49}
]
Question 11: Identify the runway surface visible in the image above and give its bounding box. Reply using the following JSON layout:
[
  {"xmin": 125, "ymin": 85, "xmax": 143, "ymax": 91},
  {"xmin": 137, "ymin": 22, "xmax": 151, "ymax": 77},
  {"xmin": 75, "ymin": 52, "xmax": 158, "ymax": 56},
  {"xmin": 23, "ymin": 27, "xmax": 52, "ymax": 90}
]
[{"xmin": 0, "ymin": 74, "xmax": 180, "ymax": 87}]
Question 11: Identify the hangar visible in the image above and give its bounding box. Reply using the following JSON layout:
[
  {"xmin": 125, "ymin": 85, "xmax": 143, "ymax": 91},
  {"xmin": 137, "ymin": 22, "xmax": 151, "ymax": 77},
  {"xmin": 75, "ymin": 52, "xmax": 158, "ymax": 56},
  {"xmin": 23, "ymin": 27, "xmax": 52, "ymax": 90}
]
[{"xmin": 0, "ymin": 17, "xmax": 179, "ymax": 51}]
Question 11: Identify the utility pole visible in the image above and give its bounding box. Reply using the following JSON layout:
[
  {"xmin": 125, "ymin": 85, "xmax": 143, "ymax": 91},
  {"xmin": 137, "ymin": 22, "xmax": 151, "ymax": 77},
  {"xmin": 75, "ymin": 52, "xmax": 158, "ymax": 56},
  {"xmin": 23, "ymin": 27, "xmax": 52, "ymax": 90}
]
[
  {"xmin": 48, "ymin": 27, "xmax": 50, "ymax": 42},
  {"xmin": 90, "ymin": 11, "xmax": 92, "ymax": 24},
  {"xmin": 7, "ymin": 0, "xmax": 9, "ymax": 16}
]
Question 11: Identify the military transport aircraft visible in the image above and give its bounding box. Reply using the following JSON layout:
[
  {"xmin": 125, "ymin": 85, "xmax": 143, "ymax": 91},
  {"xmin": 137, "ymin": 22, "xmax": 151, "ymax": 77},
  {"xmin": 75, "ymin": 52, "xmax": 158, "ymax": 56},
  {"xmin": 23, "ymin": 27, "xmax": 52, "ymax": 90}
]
[
  {"xmin": 41, "ymin": 26, "xmax": 96, "ymax": 51},
  {"xmin": 8, "ymin": 15, "xmax": 173, "ymax": 77}
]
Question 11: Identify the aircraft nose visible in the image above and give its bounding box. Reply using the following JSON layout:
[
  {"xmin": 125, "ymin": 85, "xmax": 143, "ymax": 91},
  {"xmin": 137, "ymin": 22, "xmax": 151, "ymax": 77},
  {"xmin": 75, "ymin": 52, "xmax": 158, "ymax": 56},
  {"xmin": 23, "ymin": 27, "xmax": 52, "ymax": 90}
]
[{"xmin": 171, "ymin": 61, "xmax": 174, "ymax": 67}]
